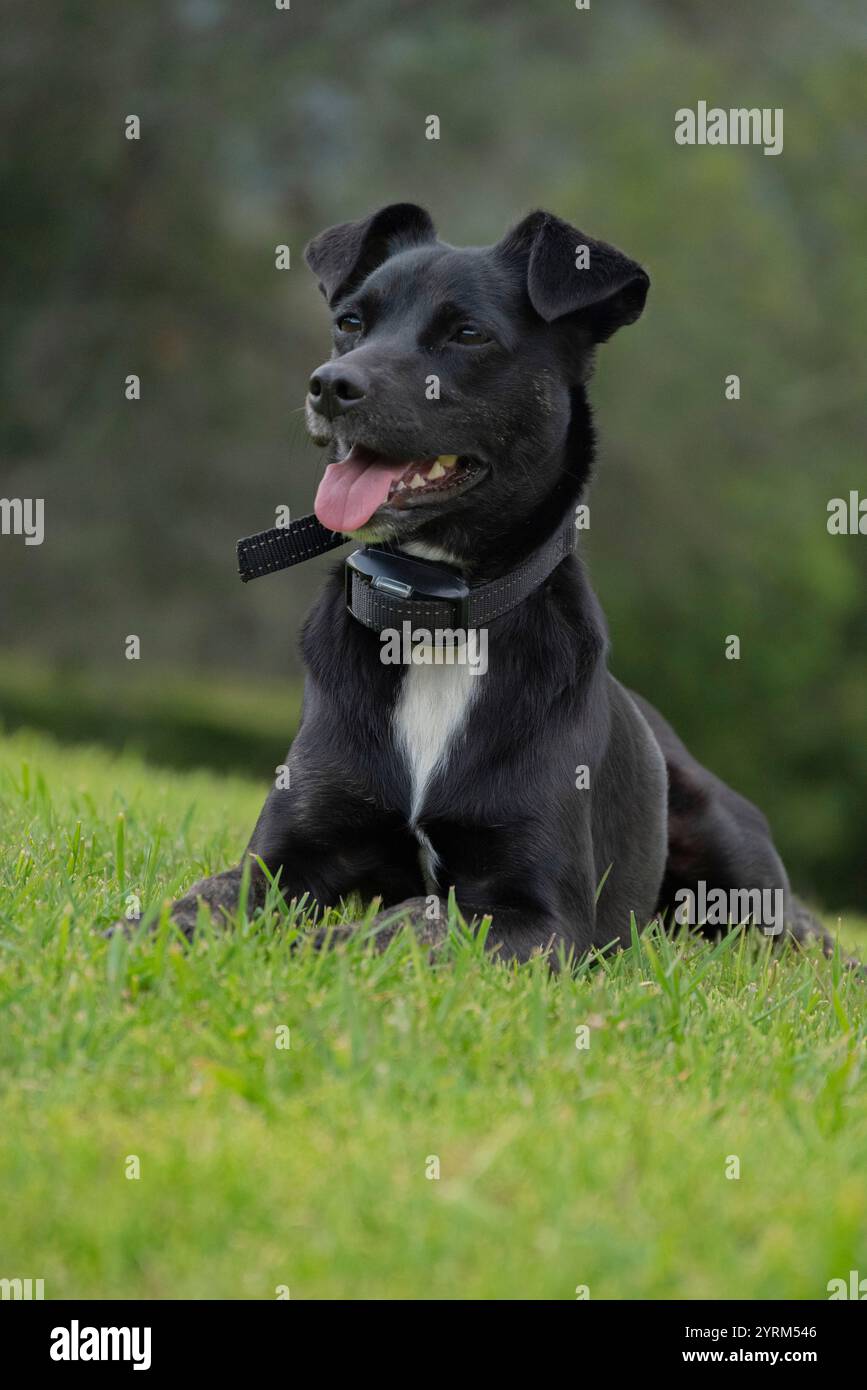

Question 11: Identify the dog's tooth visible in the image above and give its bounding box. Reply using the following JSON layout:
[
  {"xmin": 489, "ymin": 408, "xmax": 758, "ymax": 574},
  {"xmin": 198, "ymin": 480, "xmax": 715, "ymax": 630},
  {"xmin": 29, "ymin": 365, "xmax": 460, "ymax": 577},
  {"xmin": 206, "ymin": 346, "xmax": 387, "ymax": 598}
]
[
  {"xmin": 409, "ymin": 473, "xmax": 426, "ymax": 489},
  {"xmin": 427, "ymin": 461, "xmax": 446, "ymax": 480},
  {"xmin": 437, "ymin": 454, "xmax": 458, "ymax": 469},
  {"xmin": 395, "ymin": 480, "xmax": 408, "ymax": 492}
]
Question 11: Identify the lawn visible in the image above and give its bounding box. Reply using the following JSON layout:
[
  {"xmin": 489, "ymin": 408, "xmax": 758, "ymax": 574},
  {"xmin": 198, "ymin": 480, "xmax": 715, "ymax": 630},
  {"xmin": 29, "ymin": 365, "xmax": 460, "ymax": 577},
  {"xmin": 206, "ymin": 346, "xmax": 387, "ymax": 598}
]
[{"xmin": 0, "ymin": 726, "xmax": 865, "ymax": 1300}]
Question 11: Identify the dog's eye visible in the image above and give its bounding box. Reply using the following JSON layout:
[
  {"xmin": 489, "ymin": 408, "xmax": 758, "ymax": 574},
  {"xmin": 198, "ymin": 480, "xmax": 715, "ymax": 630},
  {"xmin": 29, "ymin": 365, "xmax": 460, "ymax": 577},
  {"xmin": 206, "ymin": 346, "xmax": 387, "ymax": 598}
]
[
  {"xmin": 451, "ymin": 324, "xmax": 491, "ymax": 346},
  {"xmin": 335, "ymin": 313, "xmax": 363, "ymax": 334}
]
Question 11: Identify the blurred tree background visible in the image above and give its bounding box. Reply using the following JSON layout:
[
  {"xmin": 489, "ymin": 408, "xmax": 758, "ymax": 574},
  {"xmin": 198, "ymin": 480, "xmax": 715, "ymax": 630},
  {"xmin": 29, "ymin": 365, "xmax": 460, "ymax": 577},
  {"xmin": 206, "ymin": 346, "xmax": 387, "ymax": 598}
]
[{"xmin": 1, "ymin": 0, "xmax": 865, "ymax": 907}]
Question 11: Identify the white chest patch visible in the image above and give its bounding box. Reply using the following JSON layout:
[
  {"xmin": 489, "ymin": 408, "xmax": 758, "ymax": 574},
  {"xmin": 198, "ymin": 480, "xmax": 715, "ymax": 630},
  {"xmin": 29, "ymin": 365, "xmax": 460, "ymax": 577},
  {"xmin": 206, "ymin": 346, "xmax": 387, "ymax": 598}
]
[
  {"xmin": 392, "ymin": 540, "xmax": 479, "ymax": 887},
  {"xmin": 394, "ymin": 659, "xmax": 478, "ymax": 824}
]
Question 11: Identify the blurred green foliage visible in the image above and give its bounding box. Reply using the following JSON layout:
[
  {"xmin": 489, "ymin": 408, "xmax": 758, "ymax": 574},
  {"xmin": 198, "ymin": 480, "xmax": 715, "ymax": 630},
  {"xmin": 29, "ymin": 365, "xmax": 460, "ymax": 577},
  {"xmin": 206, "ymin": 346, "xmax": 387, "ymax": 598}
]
[
  {"xmin": 1, "ymin": 0, "xmax": 865, "ymax": 905},
  {"xmin": 0, "ymin": 656, "xmax": 301, "ymax": 779}
]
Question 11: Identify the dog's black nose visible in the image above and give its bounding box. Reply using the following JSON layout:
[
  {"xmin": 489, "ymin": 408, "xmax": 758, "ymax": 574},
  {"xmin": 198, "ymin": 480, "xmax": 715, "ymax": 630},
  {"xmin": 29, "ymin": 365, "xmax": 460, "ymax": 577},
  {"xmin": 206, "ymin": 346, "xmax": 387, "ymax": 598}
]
[{"xmin": 308, "ymin": 363, "xmax": 367, "ymax": 418}]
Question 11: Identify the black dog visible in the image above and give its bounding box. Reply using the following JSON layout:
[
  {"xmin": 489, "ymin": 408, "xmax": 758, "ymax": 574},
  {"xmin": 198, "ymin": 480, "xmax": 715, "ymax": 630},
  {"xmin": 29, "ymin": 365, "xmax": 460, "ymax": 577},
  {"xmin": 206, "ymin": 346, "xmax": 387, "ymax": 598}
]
[{"xmin": 158, "ymin": 204, "xmax": 830, "ymax": 962}]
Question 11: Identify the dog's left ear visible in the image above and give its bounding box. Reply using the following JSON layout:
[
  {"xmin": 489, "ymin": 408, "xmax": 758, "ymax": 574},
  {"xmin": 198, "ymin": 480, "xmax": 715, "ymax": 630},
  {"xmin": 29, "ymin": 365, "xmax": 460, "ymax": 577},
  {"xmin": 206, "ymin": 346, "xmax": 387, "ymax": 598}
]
[
  {"xmin": 497, "ymin": 211, "xmax": 649, "ymax": 342},
  {"xmin": 304, "ymin": 203, "xmax": 437, "ymax": 306}
]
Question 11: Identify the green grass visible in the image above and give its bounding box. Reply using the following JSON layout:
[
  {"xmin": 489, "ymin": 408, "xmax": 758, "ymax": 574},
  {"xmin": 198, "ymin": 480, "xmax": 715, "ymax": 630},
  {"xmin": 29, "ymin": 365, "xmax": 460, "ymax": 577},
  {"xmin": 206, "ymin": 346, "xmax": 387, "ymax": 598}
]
[{"xmin": 1, "ymin": 726, "xmax": 865, "ymax": 1301}]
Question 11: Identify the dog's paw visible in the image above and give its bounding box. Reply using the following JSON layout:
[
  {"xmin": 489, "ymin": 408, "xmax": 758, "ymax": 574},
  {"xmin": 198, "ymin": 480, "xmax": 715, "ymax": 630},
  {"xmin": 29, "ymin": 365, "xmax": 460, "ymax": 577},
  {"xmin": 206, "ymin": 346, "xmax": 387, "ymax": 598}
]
[
  {"xmin": 101, "ymin": 865, "xmax": 265, "ymax": 943},
  {"xmin": 101, "ymin": 902, "xmax": 198, "ymax": 941},
  {"xmin": 304, "ymin": 897, "xmax": 450, "ymax": 955}
]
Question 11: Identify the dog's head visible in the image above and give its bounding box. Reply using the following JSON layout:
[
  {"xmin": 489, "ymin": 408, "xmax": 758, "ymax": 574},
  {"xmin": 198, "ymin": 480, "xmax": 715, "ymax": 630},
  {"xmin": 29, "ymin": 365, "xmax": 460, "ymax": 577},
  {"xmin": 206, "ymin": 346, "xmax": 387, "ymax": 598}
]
[{"xmin": 304, "ymin": 204, "xmax": 648, "ymax": 551}]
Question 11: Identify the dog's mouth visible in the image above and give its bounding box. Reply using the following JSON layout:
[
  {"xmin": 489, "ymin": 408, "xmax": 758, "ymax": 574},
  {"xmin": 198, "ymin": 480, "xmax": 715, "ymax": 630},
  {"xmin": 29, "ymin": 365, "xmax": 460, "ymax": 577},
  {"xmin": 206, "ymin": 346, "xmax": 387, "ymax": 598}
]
[{"xmin": 314, "ymin": 444, "xmax": 485, "ymax": 533}]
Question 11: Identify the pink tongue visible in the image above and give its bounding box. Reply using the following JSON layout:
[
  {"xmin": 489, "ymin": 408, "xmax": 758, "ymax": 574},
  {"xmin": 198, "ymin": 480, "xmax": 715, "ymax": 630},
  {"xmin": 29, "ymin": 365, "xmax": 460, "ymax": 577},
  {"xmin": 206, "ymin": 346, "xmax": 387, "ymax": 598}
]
[{"xmin": 314, "ymin": 447, "xmax": 412, "ymax": 532}]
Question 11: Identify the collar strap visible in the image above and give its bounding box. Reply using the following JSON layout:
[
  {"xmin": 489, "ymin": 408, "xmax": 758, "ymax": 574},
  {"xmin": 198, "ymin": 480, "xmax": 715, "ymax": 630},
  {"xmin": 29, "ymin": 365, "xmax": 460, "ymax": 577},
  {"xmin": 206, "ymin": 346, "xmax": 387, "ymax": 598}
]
[
  {"xmin": 346, "ymin": 518, "xmax": 575, "ymax": 632},
  {"xmin": 236, "ymin": 512, "xmax": 576, "ymax": 631},
  {"xmin": 237, "ymin": 515, "xmax": 345, "ymax": 581}
]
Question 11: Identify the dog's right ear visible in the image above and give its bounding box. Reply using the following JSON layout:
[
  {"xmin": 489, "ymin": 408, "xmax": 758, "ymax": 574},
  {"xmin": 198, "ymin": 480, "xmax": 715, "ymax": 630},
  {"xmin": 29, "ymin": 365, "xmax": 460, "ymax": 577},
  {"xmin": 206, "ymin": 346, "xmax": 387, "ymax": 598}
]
[{"xmin": 304, "ymin": 203, "xmax": 437, "ymax": 306}]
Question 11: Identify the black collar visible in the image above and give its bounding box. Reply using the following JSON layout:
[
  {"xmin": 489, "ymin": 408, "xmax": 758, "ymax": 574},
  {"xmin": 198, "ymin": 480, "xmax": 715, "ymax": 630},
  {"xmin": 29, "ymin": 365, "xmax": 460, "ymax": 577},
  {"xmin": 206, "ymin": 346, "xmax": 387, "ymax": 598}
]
[{"xmin": 236, "ymin": 513, "xmax": 576, "ymax": 632}]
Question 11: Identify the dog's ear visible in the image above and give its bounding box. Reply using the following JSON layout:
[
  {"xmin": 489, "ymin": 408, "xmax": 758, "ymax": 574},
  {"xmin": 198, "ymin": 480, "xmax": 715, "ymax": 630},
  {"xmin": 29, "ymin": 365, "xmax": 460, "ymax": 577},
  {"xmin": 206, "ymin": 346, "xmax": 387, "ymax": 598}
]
[
  {"xmin": 497, "ymin": 210, "xmax": 649, "ymax": 342},
  {"xmin": 304, "ymin": 203, "xmax": 437, "ymax": 306}
]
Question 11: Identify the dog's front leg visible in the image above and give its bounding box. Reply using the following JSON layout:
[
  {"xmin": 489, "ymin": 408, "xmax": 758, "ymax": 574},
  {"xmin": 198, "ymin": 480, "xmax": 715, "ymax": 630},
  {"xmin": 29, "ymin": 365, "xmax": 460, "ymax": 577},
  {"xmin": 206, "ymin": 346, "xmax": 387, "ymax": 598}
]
[
  {"xmin": 321, "ymin": 816, "xmax": 596, "ymax": 965},
  {"xmin": 433, "ymin": 818, "xmax": 597, "ymax": 964}
]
